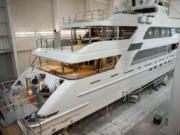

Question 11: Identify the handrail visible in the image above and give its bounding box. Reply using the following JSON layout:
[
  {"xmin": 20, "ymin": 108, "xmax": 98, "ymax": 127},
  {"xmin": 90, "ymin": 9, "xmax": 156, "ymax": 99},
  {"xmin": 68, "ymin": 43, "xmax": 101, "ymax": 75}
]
[
  {"xmin": 36, "ymin": 37, "xmax": 87, "ymax": 52},
  {"xmin": 63, "ymin": 9, "xmax": 114, "ymax": 25}
]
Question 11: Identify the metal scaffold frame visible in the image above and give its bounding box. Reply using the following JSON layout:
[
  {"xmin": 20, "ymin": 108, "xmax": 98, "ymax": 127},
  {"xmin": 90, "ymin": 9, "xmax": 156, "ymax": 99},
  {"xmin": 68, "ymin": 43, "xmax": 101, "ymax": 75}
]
[{"xmin": 0, "ymin": 81, "xmax": 38, "ymax": 135}]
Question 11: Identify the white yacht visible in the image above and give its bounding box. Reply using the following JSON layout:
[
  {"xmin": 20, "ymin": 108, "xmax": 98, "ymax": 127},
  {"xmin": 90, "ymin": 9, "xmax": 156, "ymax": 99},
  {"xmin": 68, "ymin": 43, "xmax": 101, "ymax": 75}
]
[{"xmin": 11, "ymin": 0, "xmax": 180, "ymax": 134}]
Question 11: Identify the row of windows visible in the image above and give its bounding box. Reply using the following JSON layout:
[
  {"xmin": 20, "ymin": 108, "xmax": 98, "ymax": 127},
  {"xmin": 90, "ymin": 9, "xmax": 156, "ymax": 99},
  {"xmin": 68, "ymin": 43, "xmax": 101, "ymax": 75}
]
[
  {"xmin": 62, "ymin": 26, "xmax": 137, "ymax": 46},
  {"xmin": 61, "ymin": 27, "xmax": 180, "ymax": 47},
  {"xmin": 83, "ymin": 26, "xmax": 137, "ymax": 41},
  {"xmin": 144, "ymin": 27, "xmax": 172, "ymax": 39},
  {"xmin": 132, "ymin": 43, "xmax": 179, "ymax": 65},
  {"xmin": 144, "ymin": 27, "xmax": 180, "ymax": 39}
]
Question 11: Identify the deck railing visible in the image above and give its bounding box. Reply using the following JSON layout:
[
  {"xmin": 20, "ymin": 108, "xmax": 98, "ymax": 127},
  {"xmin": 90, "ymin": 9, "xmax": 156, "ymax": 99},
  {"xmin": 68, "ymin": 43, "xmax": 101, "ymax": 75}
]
[
  {"xmin": 36, "ymin": 37, "xmax": 87, "ymax": 52},
  {"xmin": 63, "ymin": 9, "xmax": 114, "ymax": 24}
]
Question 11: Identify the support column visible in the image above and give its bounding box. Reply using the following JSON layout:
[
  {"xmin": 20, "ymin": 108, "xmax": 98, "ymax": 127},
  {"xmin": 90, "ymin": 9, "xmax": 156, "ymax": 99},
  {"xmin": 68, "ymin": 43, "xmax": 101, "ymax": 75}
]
[
  {"xmin": 5, "ymin": 0, "xmax": 20, "ymax": 76},
  {"xmin": 51, "ymin": 0, "xmax": 61, "ymax": 30}
]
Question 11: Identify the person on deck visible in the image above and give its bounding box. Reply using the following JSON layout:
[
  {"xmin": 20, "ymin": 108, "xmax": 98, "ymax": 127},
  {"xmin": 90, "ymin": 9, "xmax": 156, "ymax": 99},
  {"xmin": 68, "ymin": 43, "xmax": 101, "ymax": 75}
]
[
  {"xmin": 31, "ymin": 76, "xmax": 40, "ymax": 103},
  {"xmin": 32, "ymin": 76, "xmax": 38, "ymax": 85},
  {"xmin": 41, "ymin": 85, "xmax": 50, "ymax": 100},
  {"xmin": 39, "ymin": 74, "xmax": 45, "ymax": 91}
]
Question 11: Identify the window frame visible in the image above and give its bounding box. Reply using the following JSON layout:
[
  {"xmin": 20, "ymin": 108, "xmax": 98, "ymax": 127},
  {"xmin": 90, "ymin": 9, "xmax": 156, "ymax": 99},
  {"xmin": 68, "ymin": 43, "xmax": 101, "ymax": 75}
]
[{"xmin": 144, "ymin": 27, "xmax": 173, "ymax": 39}]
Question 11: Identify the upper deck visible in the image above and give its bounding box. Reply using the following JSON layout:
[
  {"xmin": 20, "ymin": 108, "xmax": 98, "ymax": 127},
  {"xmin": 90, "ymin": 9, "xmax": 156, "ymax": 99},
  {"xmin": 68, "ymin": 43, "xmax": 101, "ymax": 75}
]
[
  {"xmin": 61, "ymin": 5, "xmax": 162, "ymax": 29},
  {"xmin": 33, "ymin": 5, "xmax": 180, "ymax": 64}
]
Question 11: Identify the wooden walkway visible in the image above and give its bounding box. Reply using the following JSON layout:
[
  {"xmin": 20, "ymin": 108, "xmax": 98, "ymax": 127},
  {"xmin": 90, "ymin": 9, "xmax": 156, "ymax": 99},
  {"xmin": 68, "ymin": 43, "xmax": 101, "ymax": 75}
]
[{"xmin": 0, "ymin": 124, "xmax": 19, "ymax": 135}]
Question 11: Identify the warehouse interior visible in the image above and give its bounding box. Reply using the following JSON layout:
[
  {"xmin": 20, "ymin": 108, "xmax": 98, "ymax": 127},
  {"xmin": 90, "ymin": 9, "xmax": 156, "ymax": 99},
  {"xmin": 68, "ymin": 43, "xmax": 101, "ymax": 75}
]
[{"xmin": 1, "ymin": 0, "xmax": 180, "ymax": 135}]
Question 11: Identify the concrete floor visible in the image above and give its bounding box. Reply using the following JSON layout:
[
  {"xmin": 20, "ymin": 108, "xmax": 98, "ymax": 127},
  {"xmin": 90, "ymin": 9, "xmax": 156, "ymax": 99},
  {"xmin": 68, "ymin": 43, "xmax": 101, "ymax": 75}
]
[
  {"xmin": 125, "ymin": 100, "xmax": 169, "ymax": 135},
  {"xmin": 65, "ymin": 80, "xmax": 172, "ymax": 135}
]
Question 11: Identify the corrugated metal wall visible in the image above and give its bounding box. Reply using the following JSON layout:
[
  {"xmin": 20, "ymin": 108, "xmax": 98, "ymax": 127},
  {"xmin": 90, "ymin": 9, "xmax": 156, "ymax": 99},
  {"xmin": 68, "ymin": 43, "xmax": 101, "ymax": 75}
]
[
  {"xmin": 0, "ymin": 0, "xmax": 17, "ymax": 83},
  {"xmin": 0, "ymin": 53, "xmax": 16, "ymax": 82}
]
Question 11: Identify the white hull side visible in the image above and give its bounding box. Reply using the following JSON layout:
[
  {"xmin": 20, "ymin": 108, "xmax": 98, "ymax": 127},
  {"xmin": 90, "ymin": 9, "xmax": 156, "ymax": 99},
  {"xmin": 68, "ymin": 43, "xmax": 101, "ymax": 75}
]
[{"xmin": 32, "ymin": 59, "xmax": 175, "ymax": 135}]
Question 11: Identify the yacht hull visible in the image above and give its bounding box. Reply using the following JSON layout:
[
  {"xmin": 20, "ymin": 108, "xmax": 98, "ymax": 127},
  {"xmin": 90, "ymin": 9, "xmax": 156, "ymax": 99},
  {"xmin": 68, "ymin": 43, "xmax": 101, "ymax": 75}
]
[{"xmin": 32, "ymin": 60, "xmax": 175, "ymax": 135}]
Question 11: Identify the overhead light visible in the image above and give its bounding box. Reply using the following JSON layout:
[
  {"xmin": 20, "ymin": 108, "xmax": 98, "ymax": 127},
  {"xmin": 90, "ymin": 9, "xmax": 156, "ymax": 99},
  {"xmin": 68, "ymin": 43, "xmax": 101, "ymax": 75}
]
[
  {"xmin": 15, "ymin": 32, "xmax": 35, "ymax": 37},
  {"xmin": 15, "ymin": 31, "xmax": 53, "ymax": 38}
]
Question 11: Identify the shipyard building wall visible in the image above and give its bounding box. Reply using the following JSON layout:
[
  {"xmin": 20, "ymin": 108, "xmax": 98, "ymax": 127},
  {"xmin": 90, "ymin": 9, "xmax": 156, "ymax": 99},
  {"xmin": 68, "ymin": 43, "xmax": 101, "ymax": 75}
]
[
  {"xmin": 9, "ymin": 0, "xmax": 85, "ymax": 74},
  {"xmin": 0, "ymin": 0, "xmax": 18, "ymax": 83}
]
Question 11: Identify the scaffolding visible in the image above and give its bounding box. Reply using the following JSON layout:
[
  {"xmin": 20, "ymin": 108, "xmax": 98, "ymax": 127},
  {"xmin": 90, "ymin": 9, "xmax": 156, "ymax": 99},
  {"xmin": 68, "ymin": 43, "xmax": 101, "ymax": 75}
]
[{"xmin": 0, "ymin": 81, "xmax": 38, "ymax": 135}]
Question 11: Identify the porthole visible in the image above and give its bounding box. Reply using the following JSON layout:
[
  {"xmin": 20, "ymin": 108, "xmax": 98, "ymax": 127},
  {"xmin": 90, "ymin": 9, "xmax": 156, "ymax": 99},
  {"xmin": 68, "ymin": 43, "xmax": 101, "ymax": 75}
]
[{"xmin": 111, "ymin": 73, "xmax": 119, "ymax": 78}]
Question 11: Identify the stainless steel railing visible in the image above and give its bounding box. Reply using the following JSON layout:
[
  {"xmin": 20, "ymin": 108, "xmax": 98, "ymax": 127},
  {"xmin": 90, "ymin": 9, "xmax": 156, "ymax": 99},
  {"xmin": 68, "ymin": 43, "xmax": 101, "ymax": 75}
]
[
  {"xmin": 63, "ymin": 9, "xmax": 114, "ymax": 25},
  {"xmin": 36, "ymin": 37, "xmax": 87, "ymax": 52}
]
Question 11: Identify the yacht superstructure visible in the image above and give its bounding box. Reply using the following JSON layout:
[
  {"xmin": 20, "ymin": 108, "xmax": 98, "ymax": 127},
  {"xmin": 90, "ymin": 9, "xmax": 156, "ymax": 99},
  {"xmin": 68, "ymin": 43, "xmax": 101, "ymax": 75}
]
[{"xmin": 10, "ymin": 1, "xmax": 180, "ymax": 134}]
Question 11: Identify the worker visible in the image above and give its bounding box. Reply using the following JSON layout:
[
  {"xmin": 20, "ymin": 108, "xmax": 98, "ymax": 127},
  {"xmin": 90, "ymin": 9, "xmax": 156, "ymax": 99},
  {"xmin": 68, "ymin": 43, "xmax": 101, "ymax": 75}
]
[
  {"xmin": 110, "ymin": 27, "xmax": 116, "ymax": 40},
  {"xmin": 79, "ymin": 35, "xmax": 82, "ymax": 40},
  {"xmin": 40, "ymin": 85, "xmax": 50, "ymax": 100},
  {"xmin": 32, "ymin": 76, "xmax": 38, "ymax": 85},
  {"xmin": 31, "ymin": 76, "xmax": 40, "ymax": 103},
  {"xmin": 39, "ymin": 74, "xmax": 45, "ymax": 91}
]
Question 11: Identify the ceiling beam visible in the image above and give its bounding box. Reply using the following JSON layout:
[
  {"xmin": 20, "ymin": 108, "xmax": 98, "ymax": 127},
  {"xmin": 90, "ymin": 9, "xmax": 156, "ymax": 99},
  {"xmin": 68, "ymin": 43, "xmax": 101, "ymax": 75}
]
[{"xmin": 93, "ymin": 0, "xmax": 110, "ymax": 4}]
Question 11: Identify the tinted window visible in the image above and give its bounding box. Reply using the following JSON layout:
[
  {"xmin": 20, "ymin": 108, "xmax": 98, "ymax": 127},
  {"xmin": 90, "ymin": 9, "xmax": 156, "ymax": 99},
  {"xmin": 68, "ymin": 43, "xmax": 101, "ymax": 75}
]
[
  {"xmin": 176, "ymin": 28, "xmax": 180, "ymax": 33},
  {"xmin": 119, "ymin": 26, "xmax": 137, "ymax": 40},
  {"xmin": 160, "ymin": 28, "xmax": 166, "ymax": 37},
  {"xmin": 128, "ymin": 43, "xmax": 143, "ymax": 51},
  {"xmin": 153, "ymin": 28, "xmax": 160, "ymax": 38},
  {"xmin": 132, "ymin": 45, "xmax": 172, "ymax": 65},
  {"xmin": 144, "ymin": 27, "xmax": 172, "ymax": 39},
  {"xmin": 106, "ymin": 57, "xmax": 113, "ymax": 64}
]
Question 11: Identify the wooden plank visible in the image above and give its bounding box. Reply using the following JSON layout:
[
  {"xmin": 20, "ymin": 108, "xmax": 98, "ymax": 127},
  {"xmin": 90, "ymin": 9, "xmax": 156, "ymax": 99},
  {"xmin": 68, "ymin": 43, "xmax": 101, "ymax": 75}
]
[{"xmin": 0, "ymin": 124, "xmax": 19, "ymax": 135}]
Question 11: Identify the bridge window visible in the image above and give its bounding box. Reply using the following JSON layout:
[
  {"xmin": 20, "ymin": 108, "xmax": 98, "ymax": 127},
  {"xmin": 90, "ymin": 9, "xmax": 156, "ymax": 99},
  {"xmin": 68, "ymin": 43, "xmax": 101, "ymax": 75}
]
[
  {"xmin": 176, "ymin": 28, "xmax": 180, "ymax": 33},
  {"xmin": 144, "ymin": 27, "xmax": 172, "ymax": 39}
]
